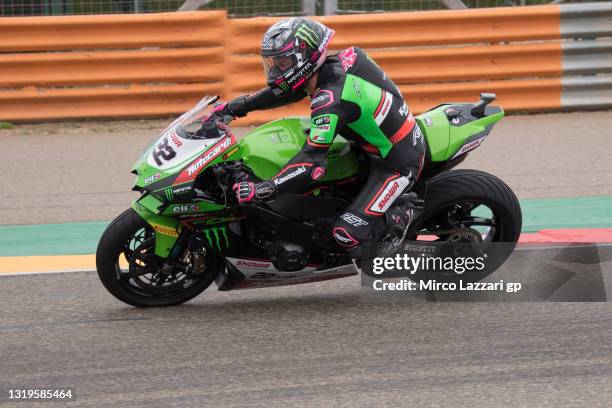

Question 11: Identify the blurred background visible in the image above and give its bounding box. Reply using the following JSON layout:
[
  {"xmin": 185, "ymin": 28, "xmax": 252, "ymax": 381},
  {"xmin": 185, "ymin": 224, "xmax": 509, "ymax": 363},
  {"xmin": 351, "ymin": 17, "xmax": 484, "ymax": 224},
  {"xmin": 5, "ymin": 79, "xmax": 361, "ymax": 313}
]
[{"xmin": 1, "ymin": 0, "xmax": 604, "ymax": 17}]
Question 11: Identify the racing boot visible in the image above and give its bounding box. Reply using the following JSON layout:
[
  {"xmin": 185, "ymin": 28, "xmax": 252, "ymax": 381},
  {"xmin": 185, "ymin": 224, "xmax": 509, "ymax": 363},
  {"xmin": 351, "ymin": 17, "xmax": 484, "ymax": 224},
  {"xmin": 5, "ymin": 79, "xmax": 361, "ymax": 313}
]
[{"xmin": 383, "ymin": 192, "xmax": 422, "ymax": 250}]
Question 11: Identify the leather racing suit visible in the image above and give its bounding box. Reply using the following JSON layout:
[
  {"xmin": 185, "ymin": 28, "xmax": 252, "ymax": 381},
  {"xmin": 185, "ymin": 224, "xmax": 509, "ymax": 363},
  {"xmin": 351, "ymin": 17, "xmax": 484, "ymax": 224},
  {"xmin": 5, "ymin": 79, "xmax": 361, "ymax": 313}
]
[{"xmin": 228, "ymin": 47, "xmax": 426, "ymax": 250}]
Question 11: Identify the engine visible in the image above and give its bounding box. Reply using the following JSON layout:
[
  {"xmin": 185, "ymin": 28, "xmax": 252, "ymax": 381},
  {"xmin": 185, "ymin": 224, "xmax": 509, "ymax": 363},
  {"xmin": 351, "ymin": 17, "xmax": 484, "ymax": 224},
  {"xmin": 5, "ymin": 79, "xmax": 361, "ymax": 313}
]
[
  {"xmin": 246, "ymin": 226, "xmax": 310, "ymax": 272},
  {"xmin": 270, "ymin": 240, "xmax": 310, "ymax": 272}
]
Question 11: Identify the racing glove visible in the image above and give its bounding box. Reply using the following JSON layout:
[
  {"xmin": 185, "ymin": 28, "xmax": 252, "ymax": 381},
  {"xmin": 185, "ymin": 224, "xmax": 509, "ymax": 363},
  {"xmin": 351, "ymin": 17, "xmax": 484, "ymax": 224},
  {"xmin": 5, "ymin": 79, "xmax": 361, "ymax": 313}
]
[
  {"xmin": 199, "ymin": 99, "xmax": 240, "ymax": 138},
  {"xmin": 203, "ymin": 96, "xmax": 250, "ymax": 124},
  {"xmin": 232, "ymin": 181, "xmax": 277, "ymax": 204},
  {"xmin": 202, "ymin": 101, "xmax": 231, "ymax": 126}
]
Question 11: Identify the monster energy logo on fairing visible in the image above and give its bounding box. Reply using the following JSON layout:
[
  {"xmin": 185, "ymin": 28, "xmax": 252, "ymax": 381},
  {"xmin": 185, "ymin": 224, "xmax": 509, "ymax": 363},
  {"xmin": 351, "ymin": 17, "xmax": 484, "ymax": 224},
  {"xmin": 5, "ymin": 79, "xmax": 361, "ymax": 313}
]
[
  {"xmin": 165, "ymin": 189, "xmax": 173, "ymax": 201},
  {"xmin": 296, "ymin": 24, "xmax": 318, "ymax": 48},
  {"xmin": 203, "ymin": 226, "xmax": 229, "ymax": 251}
]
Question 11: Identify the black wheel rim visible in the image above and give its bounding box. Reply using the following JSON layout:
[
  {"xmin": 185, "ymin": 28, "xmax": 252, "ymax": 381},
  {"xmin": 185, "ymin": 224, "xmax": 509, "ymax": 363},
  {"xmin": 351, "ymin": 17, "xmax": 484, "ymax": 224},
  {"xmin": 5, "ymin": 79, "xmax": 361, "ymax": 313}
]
[
  {"xmin": 406, "ymin": 199, "xmax": 506, "ymax": 279},
  {"xmin": 113, "ymin": 226, "xmax": 207, "ymax": 299},
  {"xmin": 412, "ymin": 199, "xmax": 503, "ymax": 243}
]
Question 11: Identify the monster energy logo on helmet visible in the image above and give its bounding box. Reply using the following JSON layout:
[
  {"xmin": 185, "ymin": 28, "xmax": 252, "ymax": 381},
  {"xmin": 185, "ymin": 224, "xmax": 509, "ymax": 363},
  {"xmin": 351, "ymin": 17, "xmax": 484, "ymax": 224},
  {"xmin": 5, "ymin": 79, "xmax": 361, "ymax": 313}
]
[
  {"xmin": 295, "ymin": 24, "xmax": 319, "ymax": 48},
  {"xmin": 261, "ymin": 17, "xmax": 334, "ymax": 96}
]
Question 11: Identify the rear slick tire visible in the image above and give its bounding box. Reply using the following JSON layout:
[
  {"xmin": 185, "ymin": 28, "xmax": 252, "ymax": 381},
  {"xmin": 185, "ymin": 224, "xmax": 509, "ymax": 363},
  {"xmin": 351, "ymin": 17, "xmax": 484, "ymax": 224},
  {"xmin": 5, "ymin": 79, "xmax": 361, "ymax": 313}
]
[{"xmin": 407, "ymin": 169, "xmax": 522, "ymax": 283}]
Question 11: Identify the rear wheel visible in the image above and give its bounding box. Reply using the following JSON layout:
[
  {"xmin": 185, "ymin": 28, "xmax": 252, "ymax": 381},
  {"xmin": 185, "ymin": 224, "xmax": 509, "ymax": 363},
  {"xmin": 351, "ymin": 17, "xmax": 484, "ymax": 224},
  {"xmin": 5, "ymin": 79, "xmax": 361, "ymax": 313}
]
[
  {"xmin": 406, "ymin": 169, "xmax": 522, "ymax": 283},
  {"xmin": 96, "ymin": 209, "xmax": 221, "ymax": 307}
]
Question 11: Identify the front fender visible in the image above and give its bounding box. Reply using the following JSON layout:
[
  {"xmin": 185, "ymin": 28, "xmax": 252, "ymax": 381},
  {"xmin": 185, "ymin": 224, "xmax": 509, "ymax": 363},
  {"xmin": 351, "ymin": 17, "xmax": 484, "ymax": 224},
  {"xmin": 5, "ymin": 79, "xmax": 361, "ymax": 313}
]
[{"xmin": 132, "ymin": 200, "xmax": 180, "ymax": 258}]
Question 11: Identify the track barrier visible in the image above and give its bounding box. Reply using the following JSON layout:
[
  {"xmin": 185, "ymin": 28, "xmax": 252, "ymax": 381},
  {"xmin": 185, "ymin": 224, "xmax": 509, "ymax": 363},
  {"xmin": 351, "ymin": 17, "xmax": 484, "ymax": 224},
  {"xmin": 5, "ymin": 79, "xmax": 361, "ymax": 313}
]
[{"xmin": 0, "ymin": 3, "xmax": 610, "ymax": 124}]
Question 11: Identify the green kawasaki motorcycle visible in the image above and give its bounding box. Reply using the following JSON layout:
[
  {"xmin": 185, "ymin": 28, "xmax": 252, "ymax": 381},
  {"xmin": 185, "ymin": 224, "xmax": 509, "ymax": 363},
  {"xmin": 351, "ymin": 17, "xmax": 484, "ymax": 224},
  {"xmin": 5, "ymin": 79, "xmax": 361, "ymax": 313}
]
[{"xmin": 96, "ymin": 94, "xmax": 522, "ymax": 307}]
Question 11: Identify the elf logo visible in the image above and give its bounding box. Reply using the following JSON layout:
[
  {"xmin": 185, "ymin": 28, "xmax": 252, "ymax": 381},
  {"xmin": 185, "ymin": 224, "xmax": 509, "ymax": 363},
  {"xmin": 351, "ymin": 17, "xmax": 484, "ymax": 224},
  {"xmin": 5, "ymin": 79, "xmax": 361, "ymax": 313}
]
[
  {"xmin": 172, "ymin": 204, "xmax": 199, "ymax": 213},
  {"xmin": 144, "ymin": 172, "xmax": 161, "ymax": 184}
]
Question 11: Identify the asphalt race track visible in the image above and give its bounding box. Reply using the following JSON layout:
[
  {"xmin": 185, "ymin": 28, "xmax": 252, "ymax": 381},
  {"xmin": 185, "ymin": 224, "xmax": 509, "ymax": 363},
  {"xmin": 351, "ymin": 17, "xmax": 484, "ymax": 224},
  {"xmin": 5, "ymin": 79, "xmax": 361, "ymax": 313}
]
[
  {"xmin": 1, "ymin": 111, "xmax": 611, "ymax": 407},
  {"xmin": 1, "ymin": 273, "xmax": 611, "ymax": 407}
]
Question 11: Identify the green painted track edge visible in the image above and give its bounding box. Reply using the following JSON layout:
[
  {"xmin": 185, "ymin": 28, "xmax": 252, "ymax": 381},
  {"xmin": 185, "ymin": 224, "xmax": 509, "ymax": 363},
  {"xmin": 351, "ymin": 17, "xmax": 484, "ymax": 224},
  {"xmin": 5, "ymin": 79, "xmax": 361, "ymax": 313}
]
[{"xmin": 1, "ymin": 196, "xmax": 611, "ymax": 257}]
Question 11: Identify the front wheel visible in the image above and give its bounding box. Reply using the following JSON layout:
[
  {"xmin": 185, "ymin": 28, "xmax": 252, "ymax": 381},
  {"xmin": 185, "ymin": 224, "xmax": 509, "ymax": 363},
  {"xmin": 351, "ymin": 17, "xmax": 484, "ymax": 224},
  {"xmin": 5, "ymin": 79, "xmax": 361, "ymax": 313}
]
[
  {"xmin": 96, "ymin": 209, "xmax": 221, "ymax": 307},
  {"xmin": 406, "ymin": 169, "xmax": 522, "ymax": 283}
]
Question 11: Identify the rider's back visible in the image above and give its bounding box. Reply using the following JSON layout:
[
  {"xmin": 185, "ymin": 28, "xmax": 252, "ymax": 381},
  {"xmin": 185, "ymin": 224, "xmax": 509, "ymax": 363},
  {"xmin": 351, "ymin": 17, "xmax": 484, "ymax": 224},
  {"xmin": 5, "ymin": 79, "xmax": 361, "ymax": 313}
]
[{"xmin": 315, "ymin": 47, "xmax": 414, "ymax": 160}]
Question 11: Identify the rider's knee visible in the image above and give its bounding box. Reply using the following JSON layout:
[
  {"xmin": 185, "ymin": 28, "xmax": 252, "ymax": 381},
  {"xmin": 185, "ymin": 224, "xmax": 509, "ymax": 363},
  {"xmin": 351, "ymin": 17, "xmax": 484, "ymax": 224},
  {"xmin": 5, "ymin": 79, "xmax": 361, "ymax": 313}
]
[{"xmin": 332, "ymin": 213, "xmax": 371, "ymax": 248}]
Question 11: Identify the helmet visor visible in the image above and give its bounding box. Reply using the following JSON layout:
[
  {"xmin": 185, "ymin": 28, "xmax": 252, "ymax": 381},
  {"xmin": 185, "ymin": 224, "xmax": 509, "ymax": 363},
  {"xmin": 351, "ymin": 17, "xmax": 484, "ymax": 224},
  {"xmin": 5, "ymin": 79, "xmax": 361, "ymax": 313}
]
[{"xmin": 262, "ymin": 54, "xmax": 298, "ymax": 78}]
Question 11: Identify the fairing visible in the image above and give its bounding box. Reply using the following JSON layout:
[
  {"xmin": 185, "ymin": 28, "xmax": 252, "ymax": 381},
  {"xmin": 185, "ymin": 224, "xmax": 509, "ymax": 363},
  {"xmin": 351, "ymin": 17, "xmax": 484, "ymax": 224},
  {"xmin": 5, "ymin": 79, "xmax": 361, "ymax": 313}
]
[
  {"xmin": 128, "ymin": 95, "xmax": 503, "ymax": 264},
  {"xmin": 416, "ymin": 104, "xmax": 504, "ymax": 162},
  {"xmin": 239, "ymin": 116, "xmax": 359, "ymax": 181},
  {"xmin": 131, "ymin": 96, "xmax": 224, "ymax": 191}
]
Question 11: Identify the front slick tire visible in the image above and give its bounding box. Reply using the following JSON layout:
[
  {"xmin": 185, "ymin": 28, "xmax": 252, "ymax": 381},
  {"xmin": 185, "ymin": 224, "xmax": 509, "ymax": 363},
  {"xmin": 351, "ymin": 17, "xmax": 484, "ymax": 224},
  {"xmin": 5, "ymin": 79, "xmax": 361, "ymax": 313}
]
[
  {"xmin": 96, "ymin": 209, "xmax": 219, "ymax": 307},
  {"xmin": 407, "ymin": 169, "xmax": 522, "ymax": 284}
]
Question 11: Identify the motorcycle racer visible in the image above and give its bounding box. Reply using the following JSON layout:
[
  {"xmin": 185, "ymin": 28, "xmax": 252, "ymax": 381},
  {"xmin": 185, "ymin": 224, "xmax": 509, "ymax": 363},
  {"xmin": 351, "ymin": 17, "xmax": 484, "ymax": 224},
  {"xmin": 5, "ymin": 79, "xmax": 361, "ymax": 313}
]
[{"xmin": 208, "ymin": 17, "xmax": 426, "ymax": 255}]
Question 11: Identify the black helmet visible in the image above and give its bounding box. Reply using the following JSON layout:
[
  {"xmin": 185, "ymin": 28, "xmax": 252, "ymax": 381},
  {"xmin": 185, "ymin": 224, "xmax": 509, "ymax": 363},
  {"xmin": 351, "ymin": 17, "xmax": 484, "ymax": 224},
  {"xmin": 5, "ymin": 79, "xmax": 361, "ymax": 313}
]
[{"xmin": 261, "ymin": 17, "xmax": 335, "ymax": 96}]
